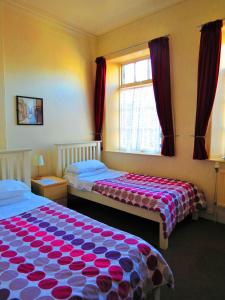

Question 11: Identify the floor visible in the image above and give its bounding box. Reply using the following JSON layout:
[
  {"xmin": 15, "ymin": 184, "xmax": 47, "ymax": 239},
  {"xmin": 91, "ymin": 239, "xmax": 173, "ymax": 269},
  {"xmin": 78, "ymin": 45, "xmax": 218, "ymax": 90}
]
[{"xmin": 68, "ymin": 196, "xmax": 225, "ymax": 300}]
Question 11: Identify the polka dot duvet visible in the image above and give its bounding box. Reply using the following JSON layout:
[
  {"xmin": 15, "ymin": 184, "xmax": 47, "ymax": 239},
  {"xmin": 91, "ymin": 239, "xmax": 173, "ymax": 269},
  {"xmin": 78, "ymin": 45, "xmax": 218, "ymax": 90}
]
[{"xmin": 0, "ymin": 201, "xmax": 174, "ymax": 300}]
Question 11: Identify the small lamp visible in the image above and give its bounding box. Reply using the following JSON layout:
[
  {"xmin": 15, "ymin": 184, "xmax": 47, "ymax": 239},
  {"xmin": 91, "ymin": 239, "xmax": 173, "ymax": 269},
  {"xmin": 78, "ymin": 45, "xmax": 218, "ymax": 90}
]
[{"xmin": 33, "ymin": 154, "xmax": 45, "ymax": 179}]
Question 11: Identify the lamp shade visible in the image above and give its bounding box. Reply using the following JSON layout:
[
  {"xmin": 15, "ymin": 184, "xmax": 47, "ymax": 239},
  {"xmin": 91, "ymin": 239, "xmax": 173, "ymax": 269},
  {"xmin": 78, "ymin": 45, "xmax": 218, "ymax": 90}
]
[
  {"xmin": 37, "ymin": 155, "xmax": 45, "ymax": 166},
  {"xmin": 33, "ymin": 155, "xmax": 45, "ymax": 166}
]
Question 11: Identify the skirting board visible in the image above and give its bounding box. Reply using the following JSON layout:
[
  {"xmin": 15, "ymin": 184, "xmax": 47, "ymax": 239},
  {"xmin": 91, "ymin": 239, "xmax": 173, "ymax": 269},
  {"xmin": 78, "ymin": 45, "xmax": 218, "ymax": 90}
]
[{"xmin": 200, "ymin": 207, "xmax": 225, "ymax": 225}]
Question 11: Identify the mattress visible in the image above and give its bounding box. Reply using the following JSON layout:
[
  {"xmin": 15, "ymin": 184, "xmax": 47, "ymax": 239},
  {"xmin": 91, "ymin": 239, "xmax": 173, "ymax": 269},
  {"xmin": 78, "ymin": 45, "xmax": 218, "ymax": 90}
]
[{"xmin": 0, "ymin": 191, "xmax": 173, "ymax": 299}]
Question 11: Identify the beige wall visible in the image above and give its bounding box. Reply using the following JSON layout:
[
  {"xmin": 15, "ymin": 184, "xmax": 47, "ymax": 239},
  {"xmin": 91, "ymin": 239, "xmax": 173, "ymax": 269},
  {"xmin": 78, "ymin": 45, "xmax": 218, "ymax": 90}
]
[
  {"xmin": 0, "ymin": 2, "xmax": 6, "ymax": 149},
  {"xmin": 1, "ymin": 0, "xmax": 224, "ymax": 214},
  {"xmin": 103, "ymin": 61, "xmax": 120, "ymax": 150},
  {"xmin": 0, "ymin": 3, "xmax": 96, "ymax": 175},
  {"xmin": 97, "ymin": 0, "xmax": 225, "ymax": 210}
]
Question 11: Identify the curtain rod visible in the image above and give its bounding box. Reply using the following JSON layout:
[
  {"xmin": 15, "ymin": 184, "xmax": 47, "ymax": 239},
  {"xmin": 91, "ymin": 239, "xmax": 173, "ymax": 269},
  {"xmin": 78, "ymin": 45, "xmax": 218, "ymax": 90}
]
[
  {"xmin": 103, "ymin": 34, "xmax": 170, "ymax": 59},
  {"xmin": 197, "ymin": 18, "xmax": 225, "ymax": 28}
]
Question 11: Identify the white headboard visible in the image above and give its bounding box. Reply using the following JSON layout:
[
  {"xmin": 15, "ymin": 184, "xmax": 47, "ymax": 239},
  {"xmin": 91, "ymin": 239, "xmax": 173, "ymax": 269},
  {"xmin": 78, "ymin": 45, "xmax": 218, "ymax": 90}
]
[
  {"xmin": 55, "ymin": 141, "xmax": 101, "ymax": 177},
  {"xmin": 0, "ymin": 149, "xmax": 32, "ymax": 186}
]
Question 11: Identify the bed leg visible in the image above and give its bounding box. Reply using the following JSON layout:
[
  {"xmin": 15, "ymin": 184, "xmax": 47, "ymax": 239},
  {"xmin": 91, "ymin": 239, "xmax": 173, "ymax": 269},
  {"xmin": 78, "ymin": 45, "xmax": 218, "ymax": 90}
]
[
  {"xmin": 192, "ymin": 212, "xmax": 199, "ymax": 220},
  {"xmin": 153, "ymin": 287, "xmax": 161, "ymax": 300},
  {"xmin": 159, "ymin": 222, "xmax": 168, "ymax": 250}
]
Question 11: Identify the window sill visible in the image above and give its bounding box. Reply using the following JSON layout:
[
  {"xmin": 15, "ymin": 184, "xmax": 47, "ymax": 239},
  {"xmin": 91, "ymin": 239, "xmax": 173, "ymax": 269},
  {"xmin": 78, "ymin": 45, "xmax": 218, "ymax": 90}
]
[
  {"xmin": 208, "ymin": 157, "xmax": 225, "ymax": 163},
  {"xmin": 103, "ymin": 149, "xmax": 162, "ymax": 157}
]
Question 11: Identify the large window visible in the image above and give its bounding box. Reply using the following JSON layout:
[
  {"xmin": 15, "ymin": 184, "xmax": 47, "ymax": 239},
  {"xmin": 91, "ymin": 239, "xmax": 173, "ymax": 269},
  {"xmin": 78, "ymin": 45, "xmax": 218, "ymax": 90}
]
[
  {"xmin": 120, "ymin": 58, "xmax": 161, "ymax": 153},
  {"xmin": 210, "ymin": 27, "xmax": 225, "ymax": 158}
]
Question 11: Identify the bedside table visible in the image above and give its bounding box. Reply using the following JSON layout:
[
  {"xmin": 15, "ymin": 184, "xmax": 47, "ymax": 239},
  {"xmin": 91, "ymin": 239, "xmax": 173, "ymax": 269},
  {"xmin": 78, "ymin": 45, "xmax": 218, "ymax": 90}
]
[{"xmin": 31, "ymin": 176, "xmax": 68, "ymax": 207}]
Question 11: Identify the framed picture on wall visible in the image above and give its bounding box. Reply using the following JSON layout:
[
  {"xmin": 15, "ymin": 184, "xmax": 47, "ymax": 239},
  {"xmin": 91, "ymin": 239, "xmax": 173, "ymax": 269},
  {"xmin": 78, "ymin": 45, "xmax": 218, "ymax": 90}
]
[{"xmin": 16, "ymin": 96, "xmax": 43, "ymax": 125}]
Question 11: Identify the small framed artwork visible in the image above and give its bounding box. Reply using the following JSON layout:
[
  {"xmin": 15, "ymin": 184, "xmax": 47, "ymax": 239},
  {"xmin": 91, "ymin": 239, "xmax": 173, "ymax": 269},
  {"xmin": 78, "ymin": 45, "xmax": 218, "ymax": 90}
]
[{"xmin": 16, "ymin": 96, "xmax": 43, "ymax": 125}]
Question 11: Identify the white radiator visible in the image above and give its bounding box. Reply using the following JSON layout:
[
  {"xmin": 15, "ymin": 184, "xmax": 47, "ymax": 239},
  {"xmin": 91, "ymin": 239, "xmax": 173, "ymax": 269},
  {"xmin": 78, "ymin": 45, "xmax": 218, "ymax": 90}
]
[{"xmin": 217, "ymin": 169, "xmax": 225, "ymax": 207}]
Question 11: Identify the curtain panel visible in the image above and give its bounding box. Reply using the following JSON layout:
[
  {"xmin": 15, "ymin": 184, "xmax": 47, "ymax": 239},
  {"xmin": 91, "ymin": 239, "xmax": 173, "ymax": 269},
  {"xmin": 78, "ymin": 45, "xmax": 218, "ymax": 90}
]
[
  {"xmin": 94, "ymin": 57, "xmax": 106, "ymax": 141},
  {"xmin": 193, "ymin": 20, "xmax": 223, "ymax": 160},
  {"xmin": 148, "ymin": 37, "xmax": 175, "ymax": 156}
]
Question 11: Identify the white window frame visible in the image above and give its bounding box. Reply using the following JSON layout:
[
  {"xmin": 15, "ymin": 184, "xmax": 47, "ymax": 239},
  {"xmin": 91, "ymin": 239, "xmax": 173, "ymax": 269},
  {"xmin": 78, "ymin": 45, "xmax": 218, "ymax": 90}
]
[
  {"xmin": 119, "ymin": 56, "xmax": 161, "ymax": 154},
  {"xmin": 120, "ymin": 56, "xmax": 152, "ymax": 87}
]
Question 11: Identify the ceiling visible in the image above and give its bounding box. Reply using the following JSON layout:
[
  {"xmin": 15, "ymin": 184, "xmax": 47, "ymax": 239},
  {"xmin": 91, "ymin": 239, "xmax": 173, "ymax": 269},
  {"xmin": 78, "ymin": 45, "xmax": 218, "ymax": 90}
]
[{"xmin": 11, "ymin": 0, "xmax": 185, "ymax": 36}]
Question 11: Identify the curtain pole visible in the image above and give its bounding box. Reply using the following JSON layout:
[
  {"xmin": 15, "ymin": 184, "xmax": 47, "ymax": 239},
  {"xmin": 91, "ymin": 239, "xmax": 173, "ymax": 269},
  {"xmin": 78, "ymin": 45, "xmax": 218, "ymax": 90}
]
[
  {"xmin": 104, "ymin": 34, "xmax": 170, "ymax": 59},
  {"xmin": 197, "ymin": 18, "xmax": 224, "ymax": 28}
]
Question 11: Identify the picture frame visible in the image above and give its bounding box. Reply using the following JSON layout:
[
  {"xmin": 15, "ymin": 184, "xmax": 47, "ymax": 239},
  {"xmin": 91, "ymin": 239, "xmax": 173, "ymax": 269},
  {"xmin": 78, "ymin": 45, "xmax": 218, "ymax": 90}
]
[{"xmin": 16, "ymin": 96, "xmax": 43, "ymax": 125}]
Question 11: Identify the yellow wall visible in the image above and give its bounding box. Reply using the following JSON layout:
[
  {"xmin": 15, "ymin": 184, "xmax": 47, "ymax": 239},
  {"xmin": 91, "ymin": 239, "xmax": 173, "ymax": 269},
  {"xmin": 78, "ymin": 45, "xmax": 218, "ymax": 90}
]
[
  {"xmin": 1, "ymin": 0, "xmax": 225, "ymax": 213},
  {"xmin": 0, "ymin": 2, "xmax": 6, "ymax": 149},
  {"xmin": 0, "ymin": 3, "xmax": 96, "ymax": 175},
  {"xmin": 103, "ymin": 61, "xmax": 120, "ymax": 150},
  {"xmin": 97, "ymin": 0, "xmax": 225, "ymax": 210}
]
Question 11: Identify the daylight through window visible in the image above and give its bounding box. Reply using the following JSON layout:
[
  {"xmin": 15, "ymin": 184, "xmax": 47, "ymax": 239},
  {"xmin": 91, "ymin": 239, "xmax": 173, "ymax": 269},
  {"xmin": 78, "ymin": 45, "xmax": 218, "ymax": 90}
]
[{"xmin": 120, "ymin": 58, "xmax": 161, "ymax": 153}]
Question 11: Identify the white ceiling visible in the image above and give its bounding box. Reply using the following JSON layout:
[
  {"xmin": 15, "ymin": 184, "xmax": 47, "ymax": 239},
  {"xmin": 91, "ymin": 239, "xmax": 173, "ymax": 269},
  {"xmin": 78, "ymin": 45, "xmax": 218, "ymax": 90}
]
[{"xmin": 11, "ymin": 0, "xmax": 185, "ymax": 36}]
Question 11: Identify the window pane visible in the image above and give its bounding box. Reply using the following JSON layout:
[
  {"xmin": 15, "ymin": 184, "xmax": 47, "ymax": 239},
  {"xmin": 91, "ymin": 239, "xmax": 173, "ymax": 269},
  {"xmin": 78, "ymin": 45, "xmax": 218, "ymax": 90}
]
[
  {"xmin": 148, "ymin": 59, "xmax": 152, "ymax": 80},
  {"xmin": 120, "ymin": 85, "xmax": 161, "ymax": 153},
  {"xmin": 135, "ymin": 59, "xmax": 149, "ymax": 82},
  {"xmin": 122, "ymin": 63, "xmax": 134, "ymax": 84}
]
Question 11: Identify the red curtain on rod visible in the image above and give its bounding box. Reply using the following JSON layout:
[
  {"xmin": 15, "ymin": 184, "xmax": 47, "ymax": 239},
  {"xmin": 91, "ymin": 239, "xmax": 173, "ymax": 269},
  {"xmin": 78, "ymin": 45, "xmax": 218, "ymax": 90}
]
[
  {"xmin": 193, "ymin": 20, "xmax": 222, "ymax": 160},
  {"xmin": 94, "ymin": 56, "xmax": 106, "ymax": 141},
  {"xmin": 148, "ymin": 37, "xmax": 175, "ymax": 156}
]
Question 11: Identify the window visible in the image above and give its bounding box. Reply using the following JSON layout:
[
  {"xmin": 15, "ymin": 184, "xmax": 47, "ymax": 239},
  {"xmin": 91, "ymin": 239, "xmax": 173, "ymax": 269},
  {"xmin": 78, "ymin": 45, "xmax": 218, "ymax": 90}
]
[
  {"xmin": 120, "ymin": 58, "xmax": 161, "ymax": 154},
  {"xmin": 210, "ymin": 26, "xmax": 225, "ymax": 158}
]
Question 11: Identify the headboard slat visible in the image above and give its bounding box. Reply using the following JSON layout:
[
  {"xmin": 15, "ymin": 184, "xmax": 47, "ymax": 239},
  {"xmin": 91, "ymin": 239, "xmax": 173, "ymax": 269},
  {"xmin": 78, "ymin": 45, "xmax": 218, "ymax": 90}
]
[
  {"xmin": 55, "ymin": 141, "xmax": 102, "ymax": 177},
  {"xmin": 16, "ymin": 158, "xmax": 22, "ymax": 181},
  {"xmin": 74, "ymin": 148, "xmax": 78, "ymax": 162},
  {"xmin": 1, "ymin": 157, "xmax": 6, "ymax": 179},
  {"xmin": 0, "ymin": 149, "xmax": 31, "ymax": 186},
  {"xmin": 8, "ymin": 157, "xmax": 15, "ymax": 179},
  {"xmin": 71, "ymin": 148, "xmax": 74, "ymax": 163},
  {"xmin": 93, "ymin": 145, "xmax": 96, "ymax": 160}
]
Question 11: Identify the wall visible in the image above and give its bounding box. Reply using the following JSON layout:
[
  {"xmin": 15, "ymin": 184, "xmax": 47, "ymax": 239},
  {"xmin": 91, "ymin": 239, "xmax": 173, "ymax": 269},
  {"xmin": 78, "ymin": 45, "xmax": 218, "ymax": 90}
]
[
  {"xmin": 0, "ymin": 2, "xmax": 6, "ymax": 149},
  {"xmin": 97, "ymin": 0, "xmax": 225, "ymax": 212},
  {"xmin": 0, "ymin": 2, "xmax": 96, "ymax": 175},
  {"xmin": 103, "ymin": 61, "xmax": 120, "ymax": 150}
]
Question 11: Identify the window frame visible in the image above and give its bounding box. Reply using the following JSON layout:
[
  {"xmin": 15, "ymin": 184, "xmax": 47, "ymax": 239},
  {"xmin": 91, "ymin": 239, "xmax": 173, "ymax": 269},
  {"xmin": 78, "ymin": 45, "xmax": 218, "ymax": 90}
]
[
  {"xmin": 119, "ymin": 56, "xmax": 161, "ymax": 154},
  {"xmin": 120, "ymin": 56, "xmax": 152, "ymax": 88}
]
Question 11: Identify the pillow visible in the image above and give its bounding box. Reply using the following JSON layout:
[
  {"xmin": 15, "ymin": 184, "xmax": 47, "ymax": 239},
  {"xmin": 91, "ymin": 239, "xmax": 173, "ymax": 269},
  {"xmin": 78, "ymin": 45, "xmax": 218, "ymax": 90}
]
[
  {"xmin": 65, "ymin": 160, "xmax": 107, "ymax": 175},
  {"xmin": 0, "ymin": 195, "xmax": 26, "ymax": 207},
  {"xmin": 0, "ymin": 180, "xmax": 30, "ymax": 201}
]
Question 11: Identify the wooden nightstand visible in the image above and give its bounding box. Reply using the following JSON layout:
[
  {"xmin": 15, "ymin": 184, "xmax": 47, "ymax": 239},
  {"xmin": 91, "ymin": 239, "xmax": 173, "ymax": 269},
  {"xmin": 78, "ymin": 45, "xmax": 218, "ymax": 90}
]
[{"xmin": 31, "ymin": 176, "xmax": 67, "ymax": 207}]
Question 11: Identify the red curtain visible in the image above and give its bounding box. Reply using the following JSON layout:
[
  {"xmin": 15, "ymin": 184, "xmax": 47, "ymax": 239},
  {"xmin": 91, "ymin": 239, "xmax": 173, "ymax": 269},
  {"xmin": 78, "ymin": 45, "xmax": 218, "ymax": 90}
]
[
  {"xmin": 148, "ymin": 37, "xmax": 175, "ymax": 156},
  {"xmin": 94, "ymin": 57, "xmax": 106, "ymax": 141},
  {"xmin": 193, "ymin": 20, "xmax": 222, "ymax": 160}
]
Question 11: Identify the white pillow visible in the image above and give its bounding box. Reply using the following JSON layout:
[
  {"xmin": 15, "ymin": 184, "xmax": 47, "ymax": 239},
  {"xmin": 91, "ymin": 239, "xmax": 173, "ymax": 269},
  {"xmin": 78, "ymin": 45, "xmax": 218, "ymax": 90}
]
[
  {"xmin": 0, "ymin": 180, "xmax": 30, "ymax": 201},
  {"xmin": 0, "ymin": 196, "xmax": 26, "ymax": 207},
  {"xmin": 65, "ymin": 160, "xmax": 107, "ymax": 175}
]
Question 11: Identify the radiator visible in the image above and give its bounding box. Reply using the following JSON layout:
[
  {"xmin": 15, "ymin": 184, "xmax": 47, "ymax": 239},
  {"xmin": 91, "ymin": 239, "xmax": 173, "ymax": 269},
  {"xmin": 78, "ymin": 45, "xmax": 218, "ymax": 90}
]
[{"xmin": 217, "ymin": 169, "xmax": 225, "ymax": 207}]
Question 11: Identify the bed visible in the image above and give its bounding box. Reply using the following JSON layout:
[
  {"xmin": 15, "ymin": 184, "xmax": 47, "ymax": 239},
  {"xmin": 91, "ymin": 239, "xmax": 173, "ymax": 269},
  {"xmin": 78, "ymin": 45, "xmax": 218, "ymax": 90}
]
[
  {"xmin": 0, "ymin": 148, "xmax": 174, "ymax": 300},
  {"xmin": 55, "ymin": 141, "xmax": 206, "ymax": 250}
]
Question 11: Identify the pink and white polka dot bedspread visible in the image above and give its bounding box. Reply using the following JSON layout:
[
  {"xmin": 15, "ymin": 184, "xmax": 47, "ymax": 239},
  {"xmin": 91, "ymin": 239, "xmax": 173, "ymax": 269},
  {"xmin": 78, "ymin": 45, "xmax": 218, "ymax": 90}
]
[
  {"xmin": 0, "ymin": 202, "xmax": 173, "ymax": 300},
  {"xmin": 93, "ymin": 173, "xmax": 206, "ymax": 238}
]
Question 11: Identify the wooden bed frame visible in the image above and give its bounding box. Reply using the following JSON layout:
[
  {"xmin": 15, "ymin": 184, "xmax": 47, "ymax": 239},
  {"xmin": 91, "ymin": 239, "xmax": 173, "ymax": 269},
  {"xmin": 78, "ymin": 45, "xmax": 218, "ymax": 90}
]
[
  {"xmin": 0, "ymin": 148, "xmax": 31, "ymax": 185},
  {"xmin": 55, "ymin": 141, "xmax": 169, "ymax": 250}
]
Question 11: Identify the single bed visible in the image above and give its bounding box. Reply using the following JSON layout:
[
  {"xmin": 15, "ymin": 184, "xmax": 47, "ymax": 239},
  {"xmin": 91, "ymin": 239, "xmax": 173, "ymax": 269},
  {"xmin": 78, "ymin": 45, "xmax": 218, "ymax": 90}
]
[
  {"xmin": 55, "ymin": 141, "xmax": 206, "ymax": 250},
  {"xmin": 0, "ymin": 149, "xmax": 174, "ymax": 300}
]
